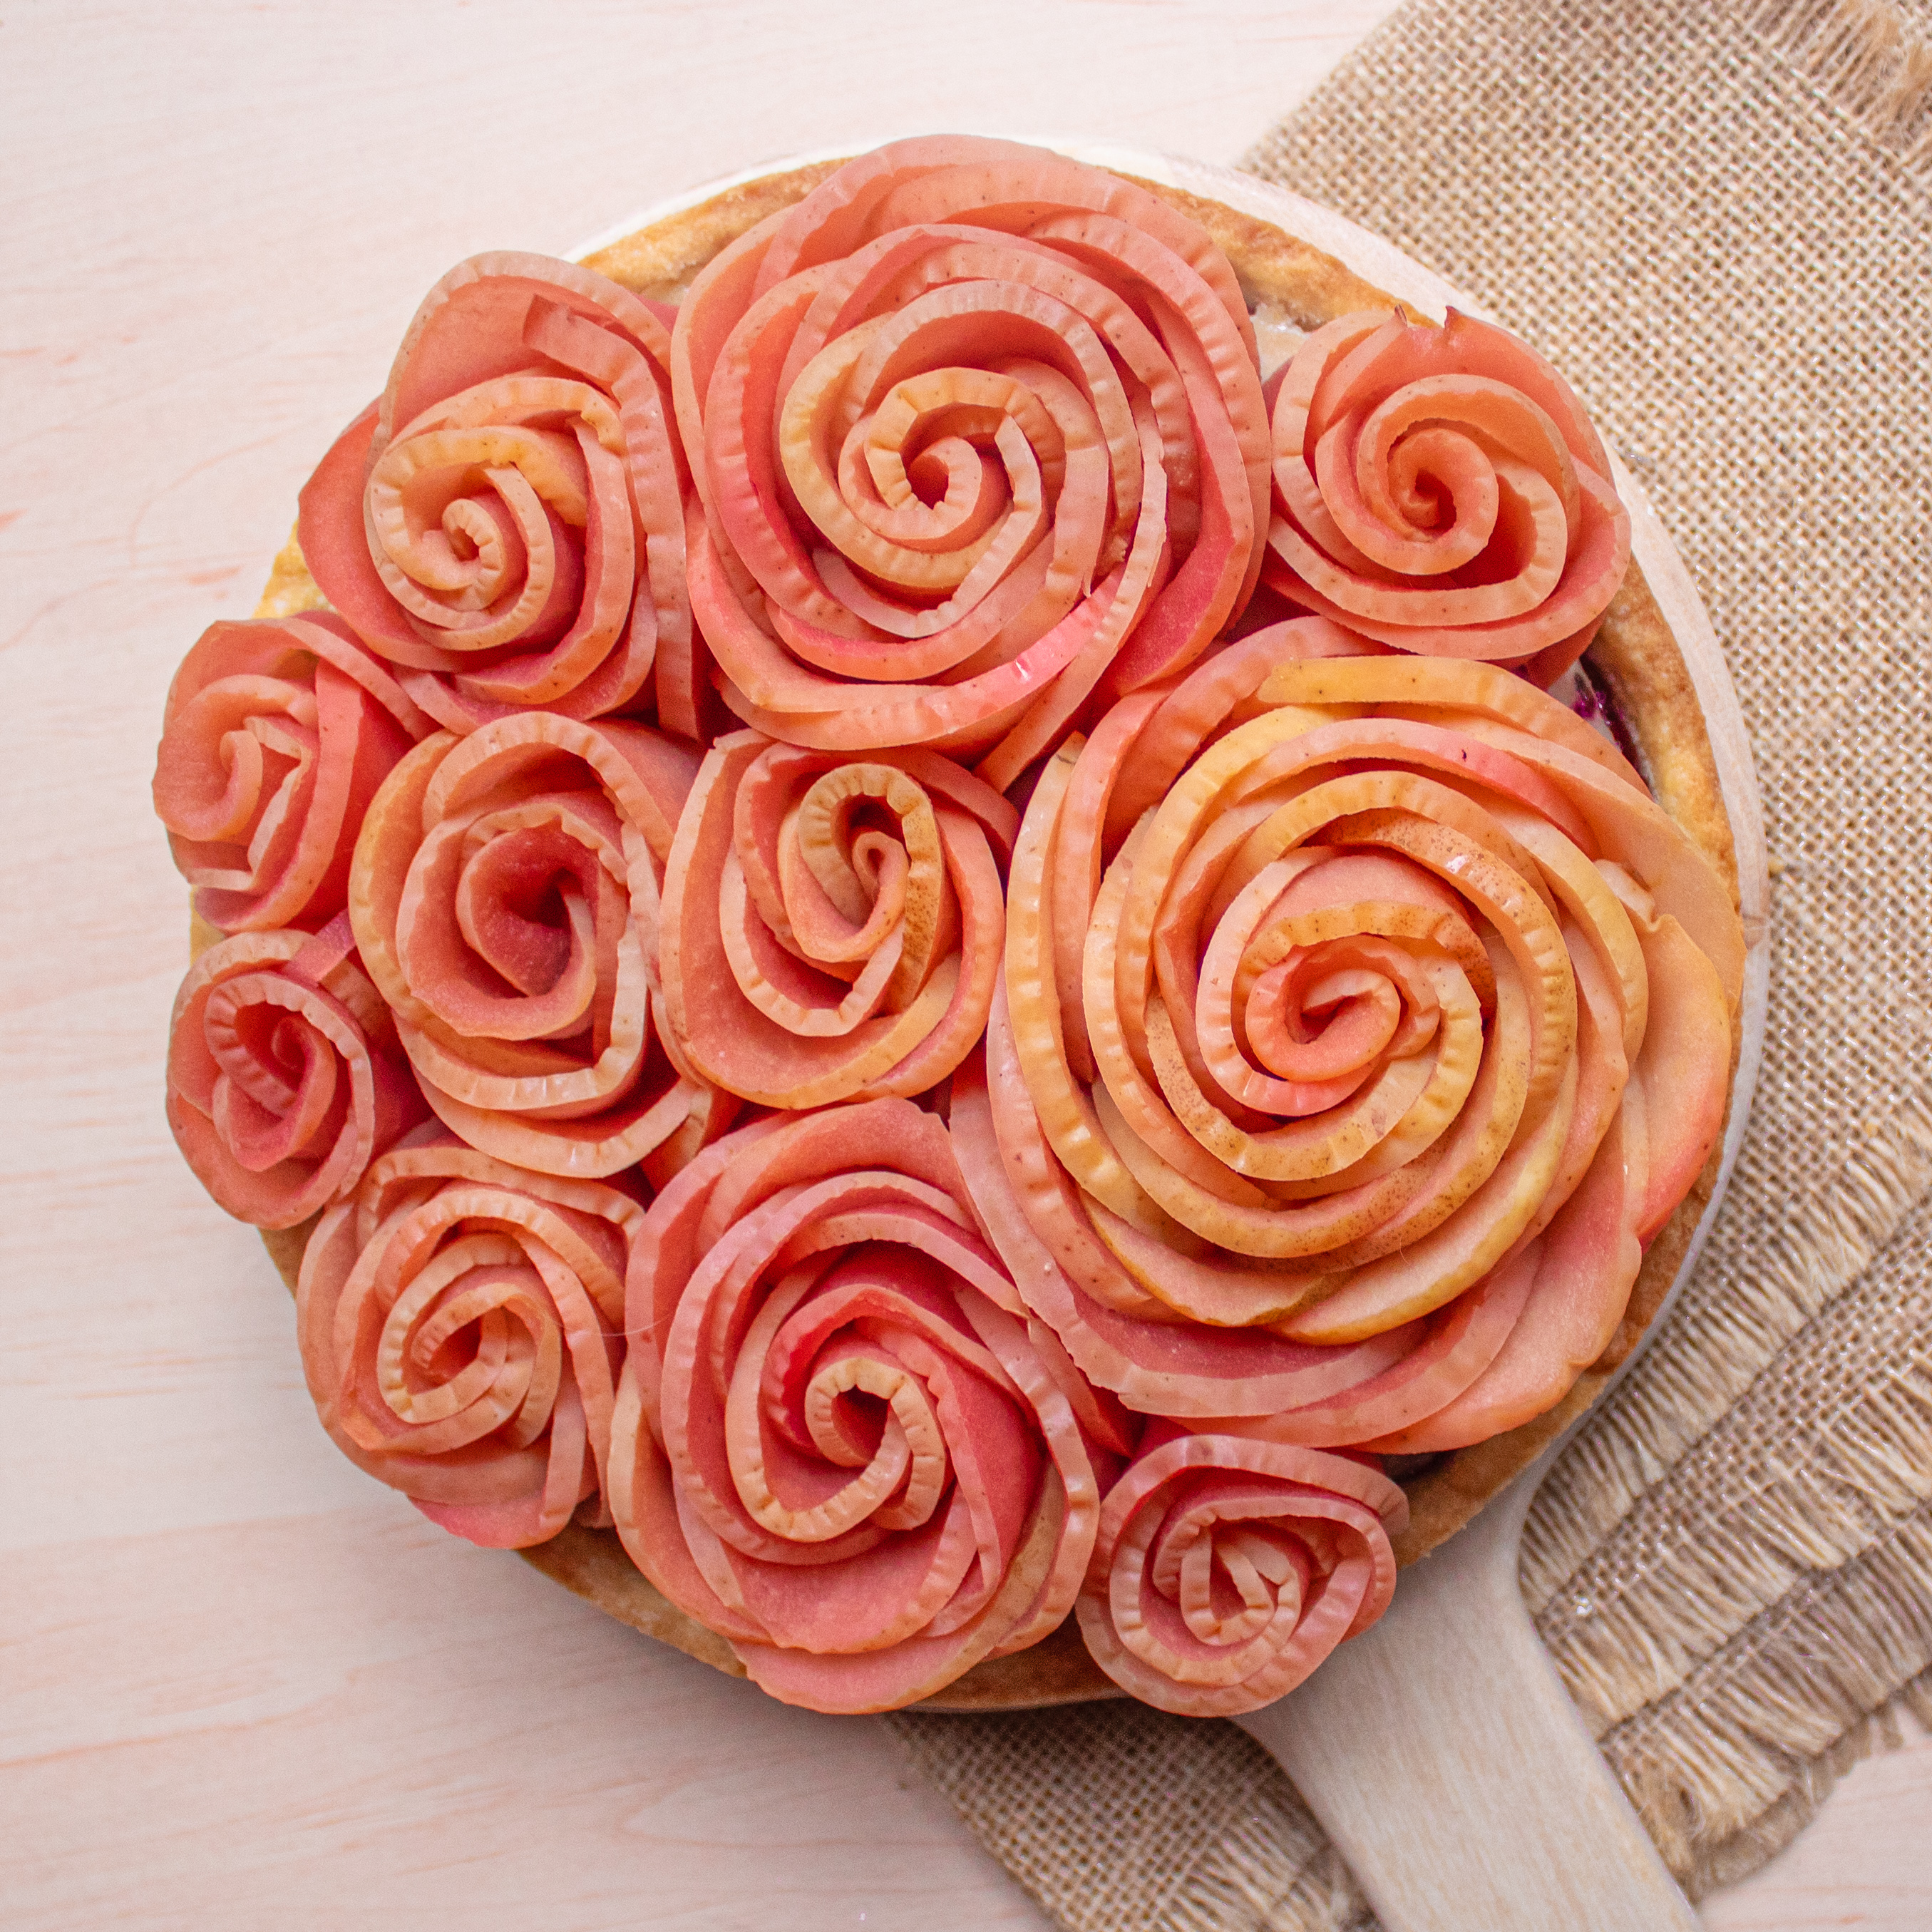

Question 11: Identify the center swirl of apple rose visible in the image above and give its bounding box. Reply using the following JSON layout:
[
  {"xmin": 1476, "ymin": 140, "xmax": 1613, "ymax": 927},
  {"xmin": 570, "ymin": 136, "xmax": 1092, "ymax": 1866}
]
[
  {"xmin": 968, "ymin": 625, "xmax": 1740, "ymax": 1440},
  {"xmin": 1037, "ymin": 707, "xmax": 1588, "ymax": 1332},
  {"xmin": 659, "ymin": 732, "xmax": 1013, "ymax": 1109},
  {"xmin": 1076, "ymin": 1422, "xmax": 1404, "ymax": 1716},
  {"xmin": 349, "ymin": 711, "xmax": 734, "ymax": 1181},
  {"xmin": 298, "ymin": 253, "xmax": 698, "ymax": 735},
  {"xmin": 167, "ymin": 918, "xmax": 426, "ymax": 1229},
  {"xmin": 607, "ymin": 1099, "xmax": 1106, "ymax": 1713},
  {"xmin": 1261, "ymin": 308, "xmax": 1632, "ymax": 686},
  {"xmin": 1156, "ymin": 849, "xmax": 1481, "ymax": 1152},
  {"xmin": 672, "ymin": 133, "xmax": 1270, "ymax": 787},
  {"xmin": 297, "ymin": 1137, "xmax": 642, "ymax": 1549}
]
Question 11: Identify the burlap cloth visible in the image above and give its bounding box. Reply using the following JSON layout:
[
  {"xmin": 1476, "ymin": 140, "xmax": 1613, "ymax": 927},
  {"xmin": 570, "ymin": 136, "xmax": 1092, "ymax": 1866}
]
[{"xmin": 885, "ymin": 3, "xmax": 1932, "ymax": 1922}]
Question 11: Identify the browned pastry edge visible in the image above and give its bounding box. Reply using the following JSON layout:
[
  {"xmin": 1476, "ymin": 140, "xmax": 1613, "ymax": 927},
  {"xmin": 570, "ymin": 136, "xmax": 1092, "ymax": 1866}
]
[
  {"xmin": 1115, "ymin": 173, "xmax": 1412, "ymax": 325},
  {"xmin": 579, "ymin": 160, "xmax": 848, "ymax": 302},
  {"xmin": 216, "ymin": 158, "xmax": 1740, "ymax": 1712}
]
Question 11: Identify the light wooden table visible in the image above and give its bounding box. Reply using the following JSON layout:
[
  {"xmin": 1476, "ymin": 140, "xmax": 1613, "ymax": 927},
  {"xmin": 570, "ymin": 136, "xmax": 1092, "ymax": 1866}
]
[{"xmin": 4, "ymin": 4, "xmax": 1925, "ymax": 1926}]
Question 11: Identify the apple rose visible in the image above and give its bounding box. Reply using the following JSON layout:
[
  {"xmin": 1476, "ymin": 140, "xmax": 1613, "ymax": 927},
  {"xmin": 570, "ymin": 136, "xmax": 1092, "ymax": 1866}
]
[
  {"xmin": 1079, "ymin": 1424, "xmax": 1404, "ymax": 1715},
  {"xmin": 670, "ymin": 134, "xmax": 1270, "ymax": 788},
  {"xmin": 606, "ymin": 1098, "xmax": 1110, "ymax": 1713},
  {"xmin": 166, "ymin": 915, "xmax": 428, "ymax": 1228},
  {"xmin": 299, "ymin": 253, "xmax": 702, "ymax": 736},
  {"xmin": 153, "ymin": 612, "xmax": 430, "ymax": 933},
  {"xmin": 1263, "ymin": 309, "xmax": 1632, "ymax": 685},
  {"xmin": 298, "ymin": 1134, "xmax": 642, "ymax": 1548},
  {"xmin": 659, "ymin": 731, "xmax": 1014, "ymax": 1108},
  {"xmin": 953, "ymin": 622, "xmax": 1745, "ymax": 1447},
  {"xmin": 349, "ymin": 711, "xmax": 736, "ymax": 1181}
]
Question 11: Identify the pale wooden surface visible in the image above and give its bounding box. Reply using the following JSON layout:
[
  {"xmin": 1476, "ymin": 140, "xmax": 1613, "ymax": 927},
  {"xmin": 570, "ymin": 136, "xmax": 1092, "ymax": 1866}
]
[{"xmin": 2, "ymin": 3, "xmax": 1926, "ymax": 1927}]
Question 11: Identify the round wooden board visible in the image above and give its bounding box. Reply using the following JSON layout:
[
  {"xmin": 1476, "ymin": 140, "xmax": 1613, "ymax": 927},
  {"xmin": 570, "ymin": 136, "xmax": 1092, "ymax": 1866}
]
[{"xmin": 234, "ymin": 141, "xmax": 1771, "ymax": 1716}]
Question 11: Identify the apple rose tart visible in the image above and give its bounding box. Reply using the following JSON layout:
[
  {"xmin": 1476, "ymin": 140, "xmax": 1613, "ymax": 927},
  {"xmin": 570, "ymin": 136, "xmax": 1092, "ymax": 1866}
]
[
  {"xmin": 153, "ymin": 135, "xmax": 1759, "ymax": 1727},
  {"xmin": 957, "ymin": 622, "xmax": 1745, "ymax": 1445},
  {"xmin": 299, "ymin": 1133, "xmax": 643, "ymax": 1548},
  {"xmin": 607, "ymin": 1098, "xmax": 1109, "ymax": 1712},
  {"xmin": 670, "ymin": 134, "xmax": 1270, "ymax": 786}
]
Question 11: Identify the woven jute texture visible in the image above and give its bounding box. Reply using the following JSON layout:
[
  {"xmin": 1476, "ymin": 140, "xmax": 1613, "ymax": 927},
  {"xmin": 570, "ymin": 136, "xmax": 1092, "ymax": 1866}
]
[{"xmin": 887, "ymin": 2, "xmax": 1932, "ymax": 1923}]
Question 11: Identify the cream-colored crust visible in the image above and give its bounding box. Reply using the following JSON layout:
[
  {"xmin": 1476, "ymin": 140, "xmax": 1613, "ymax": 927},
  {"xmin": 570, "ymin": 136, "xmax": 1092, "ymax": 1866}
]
[{"xmin": 230, "ymin": 160, "xmax": 1740, "ymax": 1711}]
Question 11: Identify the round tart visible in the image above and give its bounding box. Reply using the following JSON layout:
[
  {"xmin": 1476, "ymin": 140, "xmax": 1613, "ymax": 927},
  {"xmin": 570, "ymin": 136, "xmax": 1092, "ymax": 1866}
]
[{"xmin": 178, "ymin": 140, "xmax": 1757, "ymax": 1713}]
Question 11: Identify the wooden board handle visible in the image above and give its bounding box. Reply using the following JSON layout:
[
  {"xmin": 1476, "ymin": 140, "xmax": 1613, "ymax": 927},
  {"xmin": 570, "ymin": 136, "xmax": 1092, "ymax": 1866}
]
[{"xmin": 1238, "ymin": 1458, "xmax": 1697, "ymax": 1932}]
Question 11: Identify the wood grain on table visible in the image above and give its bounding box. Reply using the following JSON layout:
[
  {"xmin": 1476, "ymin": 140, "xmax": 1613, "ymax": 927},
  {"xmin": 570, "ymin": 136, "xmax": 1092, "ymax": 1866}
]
[{"xmin": 3, "ymin": 3, "xmax": 1924, "ymax": 1925}]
